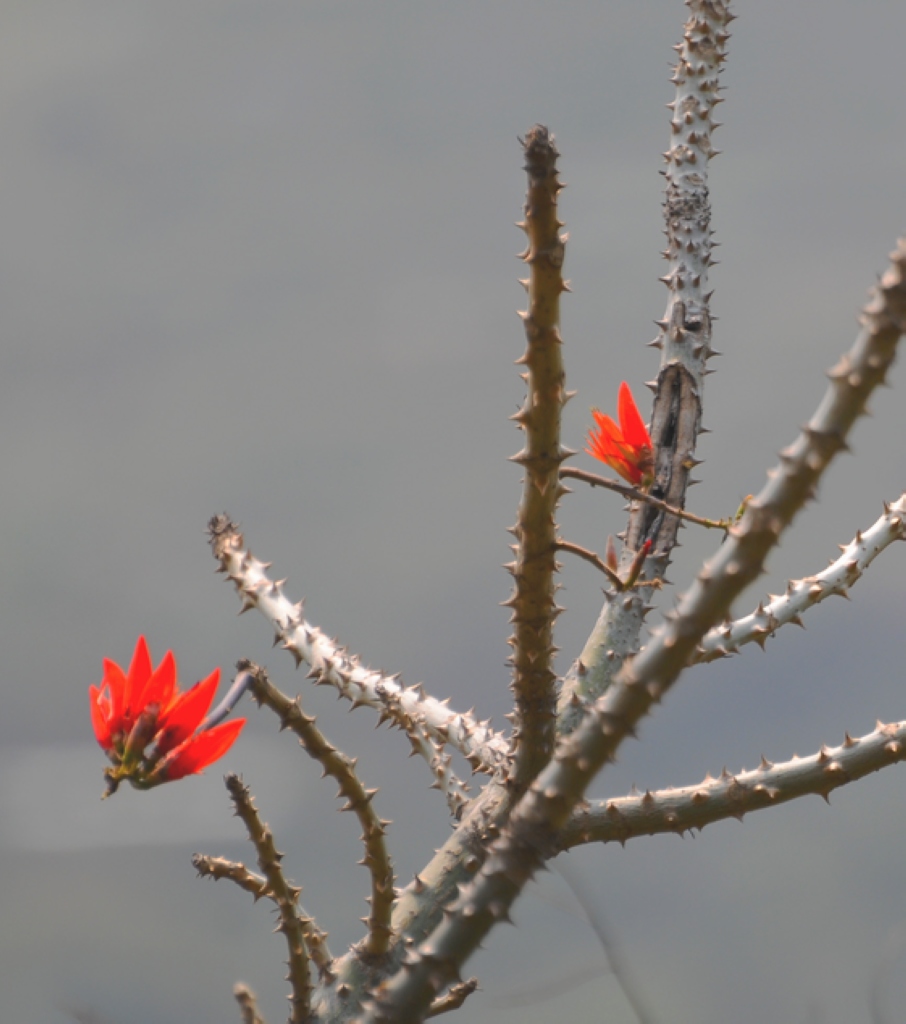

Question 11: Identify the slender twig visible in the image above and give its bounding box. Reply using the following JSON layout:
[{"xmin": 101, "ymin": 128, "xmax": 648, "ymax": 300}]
[
  {"xmin": 208, "ymin": 515, "xmax": 510, "ymax": 779},
  {"xmin": 691, "ymin": 495, "xmax": 906, "ymax": 664},
  {"xmin": 560, "ymin": 466, "xmax": 730, "ymax": 531},
  {"xmin": 555, "ymin": 539, "xmax": 622, "ymax": 587},
  {"xmin": 556, "ymin": 539, "xmax": 662, "ymax": 592},
  {"xmin": 507, "ymin": 124, "xmax": 571, "ymax": 786},
  {"xmin": 193, "ymin": 853, "xmax": 269, "ymax": 900},
  {"xmin": 224, "ymin": 774, "xmax": 313, "ymax": 1022},
  {"xmin": 425, "ymin": 979, "xmax": 479, "ymax": 1018},
  {"xmin": 193, "ymin": 851, "xmax": 334, "ymax": 973},
  {"xmin": 241, "ymin": 661, "xmax": 395, "ymax": 958},
  {"xmin": 560, "ymin": 719, "xmax": 906, "ymax": 848},
  {"xmin": 233, "ymin": 983, "xmax": 267, "ymax": 1024}
]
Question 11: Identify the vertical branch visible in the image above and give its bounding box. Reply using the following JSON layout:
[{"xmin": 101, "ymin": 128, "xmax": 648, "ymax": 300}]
[
  {"xmin": 507, "ymin": 125, "xmax": 571, "ymax": 785},
  {"xmin": 243, "ymin": 662, "xmax": 396, "ymax": 960},
  {"xmin": 558, "ymin": 0, "xmax": 732, "ymax": 732},
  {"xmin": 225, "ymin": 775, "xmax": 312, "ymax": 1024},
  {"xmin": 655, "ymin": 0, "xmax": 730, "ymax": 382}
]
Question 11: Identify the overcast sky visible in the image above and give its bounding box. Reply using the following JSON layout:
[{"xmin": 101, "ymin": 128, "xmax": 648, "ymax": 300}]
[{"xmin": 3, "ymin": 3, "xmax": 906, "ymax": 1023}]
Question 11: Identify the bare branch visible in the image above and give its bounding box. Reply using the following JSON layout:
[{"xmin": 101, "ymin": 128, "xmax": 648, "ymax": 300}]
[
  {"xmin": 241, "ymin": 661, "xmax": 395, "ymax": 958},
  {"xmin": 692, "ymin": 495, "xmax": 906, "ymax": 663},
  {"xmin": 193, "ymin": 852, "xmax": 333, "ymax": 974},
  {"xmin": 561, "ymin": 466, "xmax": 730, "ymax": 532},
  {"xmin": 233, "ymin": 983, "xmax": 267, "ymax": 1024},
  {"xmin": 208, "ymin": 515, "xmax": 510, "ymax": 779},
  {"xmin": 224, "ymin": 774, "xmax": 313, "ymax": 1021},
  {"xmin": 555, "ymin": 539, "xmax": 623, "ymax": 588},
  {"xmin": 560, "ymin": 719, "xmax": 906, "ymax": 847},
  {"xmin": 507, "ymin": 124, "xmax": 571, "ymax": 786},
  {"xmin": 193, "ymin": 853, "xmax": 269, "ymax": 901},
  {"xmin": 425, "ymin": 979, "xmax": 479, "ymax": 1019}
]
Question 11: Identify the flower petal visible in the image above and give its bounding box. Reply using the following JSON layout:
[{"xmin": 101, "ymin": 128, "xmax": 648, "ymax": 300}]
[
  {"xmin": 159, "ymin": 718, "xmax": 246, "ymax": 781},
  {"xmin": 585, "ymin": 411, "xmax": 621, "ymax": 459},
  {"xmin": 586, "ymin": 411, "xmax": 643, "ymax": 484},
  {"xmin": 617, "ymin": 381, "xmax": 651, "ymax": 449},
  {"xmin": 137, "ymin": 649, "xmax": 178, "ymax": 713},
  {"xmin": 101, "ymin": 659, "xmax": 129, "ymax": 724},
  {"xmin": 124, "ymin": 636, "xmax": 153, "ymax": 711},
  {"xmin": 156, "ymin": 668, "xmax": 221, "ymax": 752},
  {"xmin": 89, "ymin": 684, "xmax": 114, "ymax": 749}
]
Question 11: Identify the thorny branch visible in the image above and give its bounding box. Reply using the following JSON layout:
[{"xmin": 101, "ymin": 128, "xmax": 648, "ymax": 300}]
[
  {"xmin": 560, "ymin": 719, "xmax": 906, "ymax": 848},
  {"xmin": 240, "ymin": 660, "xmax": 396, "ymax": 959},
  {"xmin": 507, "ymin": 124, "xmax": 571, "ymax": 786},
  {"xmin": 233, "ymin": 983, "xmax": 267, "ymax": 1024},
  {"xmin": 208, "ymin": 514, "xmax": 510, "ymax": 782},
  {"xmin": 692, "ymin": 494, "xmax": 906, "ymax": 664},
  {"xmin": 224, "ymin": 774, "xmax": 313, "ymax": 1023},
  {"xmin": 555, "ymin": 0, "xmax": 728, "ymax": 733},
  {"xmin": 193, "ymin": 853, "xmax": 270, "ymax": 901},
  {"xmin": 195, "ymin": 843, "xmax": 334, "ymax": 978}
]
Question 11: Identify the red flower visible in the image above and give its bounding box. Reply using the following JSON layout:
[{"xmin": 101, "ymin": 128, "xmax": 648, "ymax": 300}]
[
  {"xmin": 586, "ymin": 382, "xmax": 654, "ymax": 487},
  {"xmin": 90, "ymin": 636, "xmax": 245, "ymax": 794}
]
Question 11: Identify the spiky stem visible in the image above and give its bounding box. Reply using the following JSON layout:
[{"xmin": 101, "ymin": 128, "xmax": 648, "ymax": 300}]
[
  {"xmin": 360, "ymin": 236, "xmax": 906, "ymax": 1024},
  {"xmin": 692, "ymin": 494, "xmax": 906, "ymax": 663},
  {"xmin": 506, "ymin": 125, "xmax": 571, "ymax": 786},
  {"xmin": 556, "ymin": 0, "xmax": 731, "ymax": 731},
  {"xmin": 233, "ymin": 983, "xmax": 268, "ymax": 1024},
  {"xmin": 225, "ymin": 774, "xmax": 313, "ymax": 1023},
  {"xmin": 655, "ymin": 0, "xmax": 730, "ymax": 382},
  {"xmin": 242, "ymin": 661, "xmax": 395, "ymax": 959},
  {"xmin": 194, "ymin": 853, "xmax": 270, "ymax": 900},
  {"xmin": 208, "ymin": 515, "xmax": 510, "ymax": 780},
  {"xmin": 194, "ymin": 850, "xmax": 335, "ymax": 975},
  {"xmin": 560, "ymin": 719, "xmax": 906, "ymax": 847}
]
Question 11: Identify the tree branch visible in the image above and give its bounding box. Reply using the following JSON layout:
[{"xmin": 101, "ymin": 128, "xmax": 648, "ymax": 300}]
[
  {"xmin": 224, "ymin": 774, "xmax": 313, "ymax": 1023},
  {"xmin": 692, "ymin": 495, "xmax": 906, "ymax": 663},
  {"xmin": 207, "ymin": 515, "xmax": 510, "ymax": 780},
  {"xmin": 560, "ymin": 465, "xmax": 730, "ymax": 531},
  {"xmin": 506, "ymin": 124, "xmax": 572, "ymax": 786},
  {"xmin": 555, "ymin": 539, "xmax": 623, "ymax": 588},
  {"xmin": 193, "ymin": 851, "xmax": 334, "ymax": 974},
  {"xmin": 425, "ymin": 979, "xmax": 479, "ymax": 1018},
  {"xmin": 241, "ymin": 661, "xmax": 396, "ymax": 958},
  {"xmin": 556, "ymin": 0, "xmax": 730, "ymax": 732},
  {"xmin": 560, "ymin": 719, "xmax": 906, "ymax": 847},
  {"xmin": 193, "ymin": 853, "xmax": 269, "ymax": 901},
  {"xmin": 233, "ymin": 982, "xmax": 268, "ymax": 1024}
]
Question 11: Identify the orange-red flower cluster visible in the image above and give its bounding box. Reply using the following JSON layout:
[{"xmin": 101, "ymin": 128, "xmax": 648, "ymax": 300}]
[
  {"xmin": 586, "ymin": 382, "xmax": 654, "ymax": 487},
  {"xmin": 90, "ymin": 636, "xmax": 245, "ymax": 794}
]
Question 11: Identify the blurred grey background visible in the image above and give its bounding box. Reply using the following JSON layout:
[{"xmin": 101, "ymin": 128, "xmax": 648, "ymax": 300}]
[{"xmin": 3, "ymin": 2, "xmax": 906, "ymax": 1022}]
